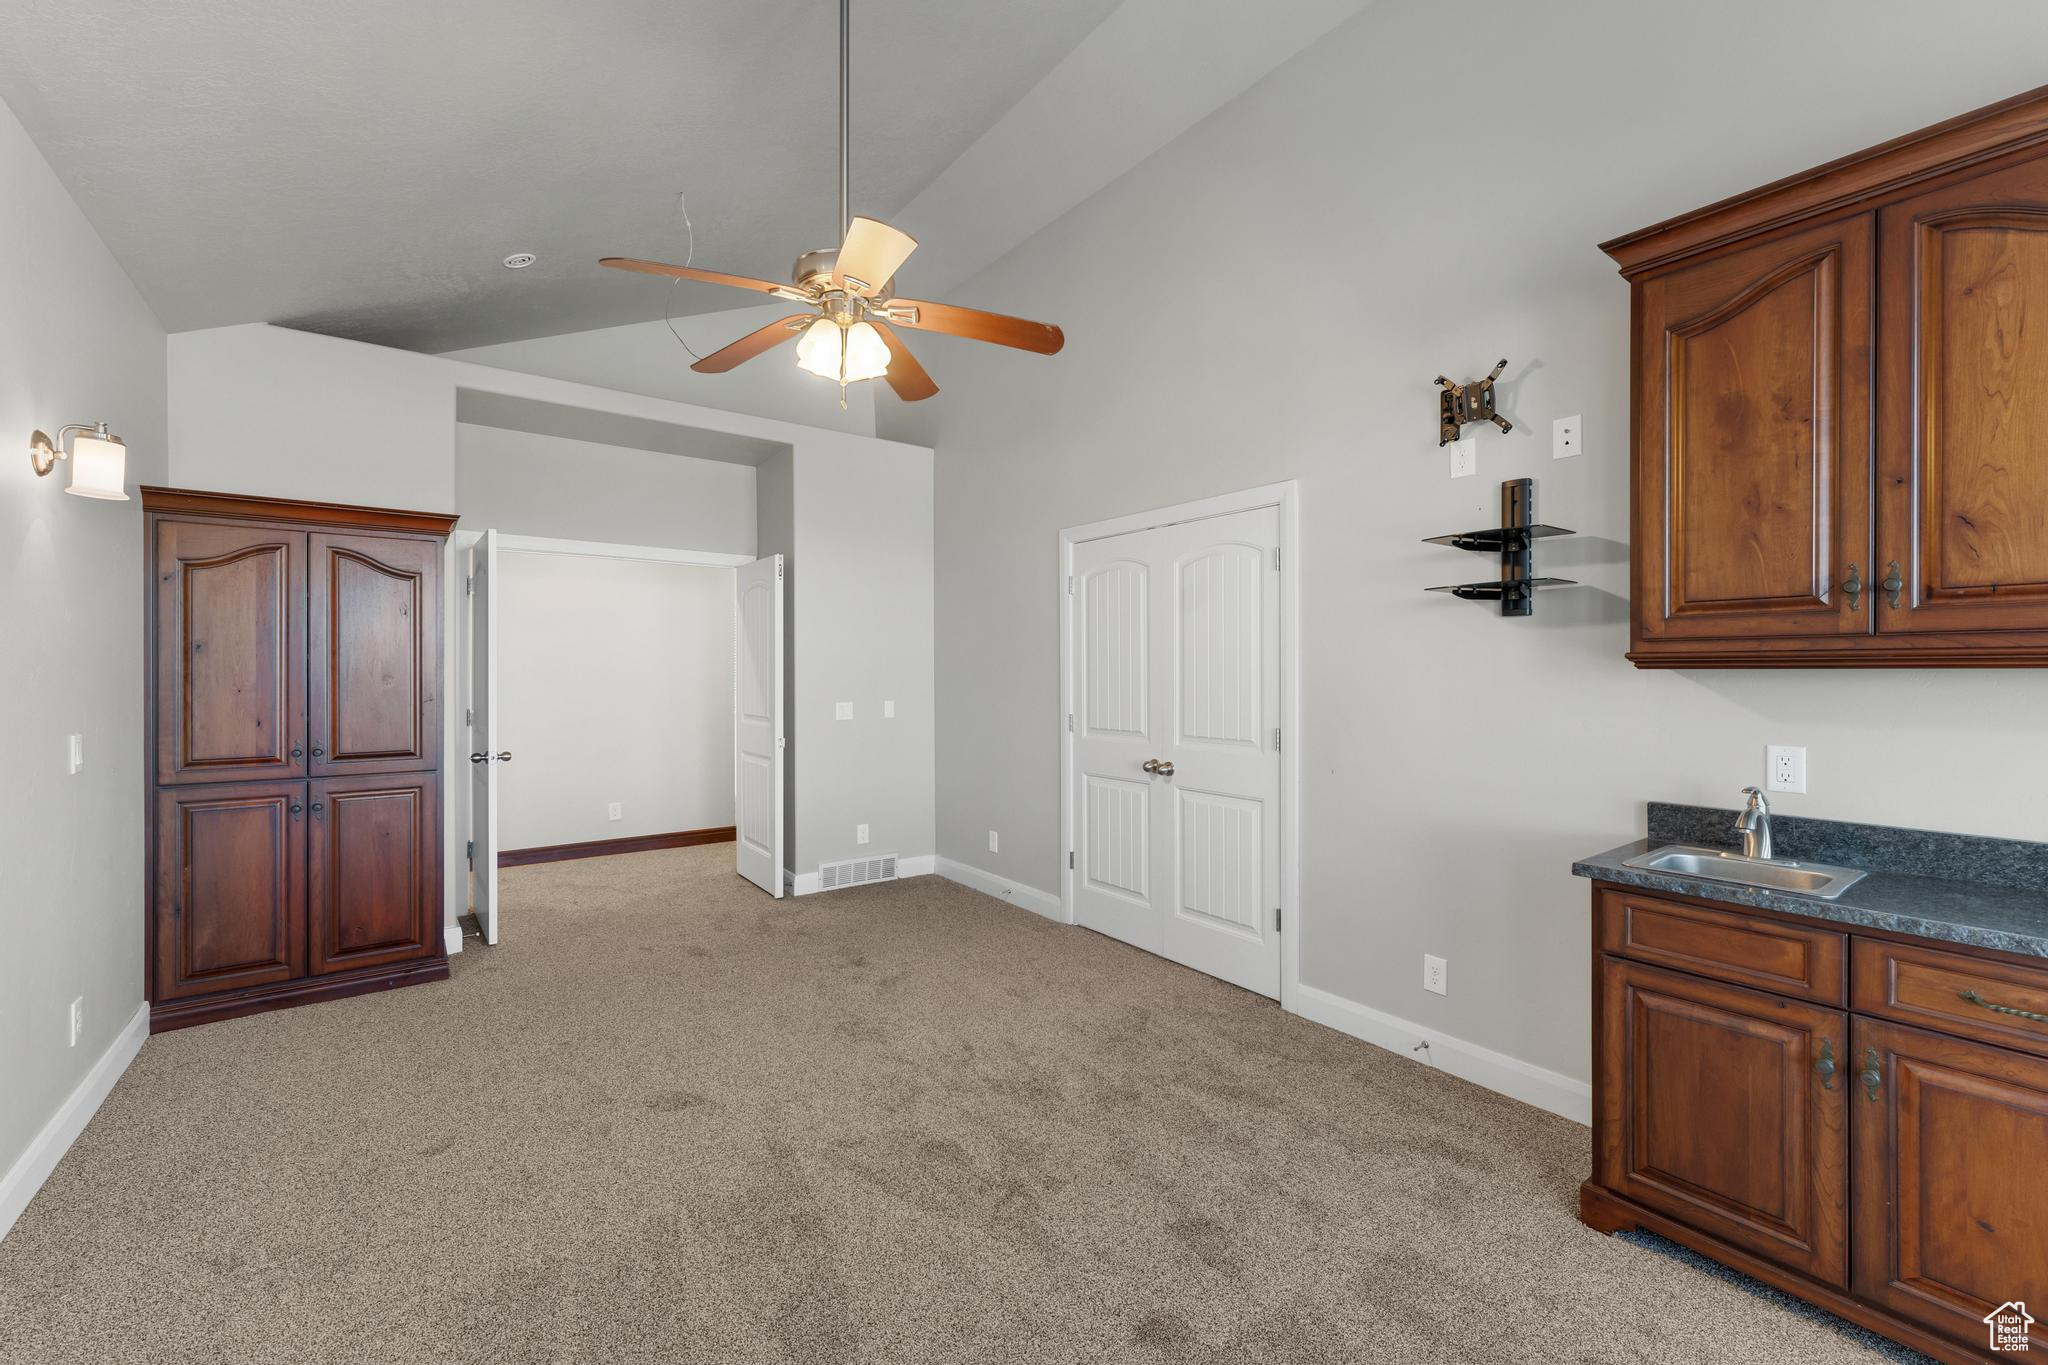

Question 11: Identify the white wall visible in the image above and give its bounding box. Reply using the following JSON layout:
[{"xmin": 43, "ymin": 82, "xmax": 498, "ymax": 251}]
[
  {"xmin": 443, "ymin": 306, "xmax": 877, "ymax": 437},
  {"xmin": 0, "ymin": 93, "xmax": 167, "ymax": 1226},
  {"xmin": 495, "ymin": 554, "xmax": 734, "ymax": 850},
  {"xmin": 456, "ymin": 424, "xmax": 755, "ymax": 554},
  {"xmin": 880, "ymin": 0, "xmax": 2048, "ymax": 1102}
]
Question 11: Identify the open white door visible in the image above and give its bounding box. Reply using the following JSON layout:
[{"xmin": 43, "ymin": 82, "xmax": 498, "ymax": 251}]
[
  {"xmin": 734, "ymin": 554, "xmax": 785, "ymax": 896},
  {"xmin": 468, "ymin": 529, "xmax": 503, "ymax": 943}
]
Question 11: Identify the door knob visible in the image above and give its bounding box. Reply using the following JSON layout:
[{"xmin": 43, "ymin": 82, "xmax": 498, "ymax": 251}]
[
  {"xmin": 496, "ymin": 751, "xmax": 513, "ymax": 762},
  {"xmin": 470, "ymin": 752, "xmax": 514, "ymax": 763},
  {"xmin": 470, "ymin": 752, "xmax": 488, "ymax": 763},
  {"xmin": 1142, "ymin": 758, "xmax": 1175, "ymax": 777}
]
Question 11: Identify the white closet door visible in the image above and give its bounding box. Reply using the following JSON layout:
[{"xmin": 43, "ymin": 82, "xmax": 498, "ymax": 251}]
[
  {"xmin": 468, "ymin": 529, "xmax": 501, "ymax": 944},
  {"xmin": 734, "ymin": 554, "xmax": 785, "ymax": 896},
  {"xmin": 1071, "ymin": 506, "xmax": 1281, "ymax": 997}
]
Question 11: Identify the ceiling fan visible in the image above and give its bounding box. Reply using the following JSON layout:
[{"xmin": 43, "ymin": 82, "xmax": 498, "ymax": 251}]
[{"xmin": 600, "ymin": 0, "xmax": 1064, "ymax": 404}]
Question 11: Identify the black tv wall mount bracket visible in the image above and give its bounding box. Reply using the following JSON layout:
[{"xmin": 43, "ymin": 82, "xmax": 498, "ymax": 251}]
[{"xmin": 1436, "ymin": 359, "xmax": 1513, "ymax": 446}]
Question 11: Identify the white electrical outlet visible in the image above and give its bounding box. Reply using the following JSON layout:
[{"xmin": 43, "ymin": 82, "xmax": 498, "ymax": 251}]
[
  {"xmin": 607, "ymin": 802, "xmax": 623, "ymax": 821},
  {"xmin": 883, "ymin": 700, "xmax": 895, "ymax": 719},
  {"xmin": 1553, "ymin": 414, "xmax": 1582, "ymax": 459},
  {"xmin": 1449, "ymin": 435, "xmax": 1478, "ymax": 479},
  {"xmin": 988, "ymin": 830, "xmax": 1000, "ymax": 853},
  {"xmin": 1767, "ymin": 745, "xmax": 1807, "ymax": 794},
  {"xmin": 856, "ymin": 823, "xmax": 869, "ymax": 845},
  {"xmin": 1423, "ymin": 955, "xmax": 1448, "ymax": 996},
  {"xmin": 68, "ymin": 997, "xmax": 83, "ymax": 1047},
  {"xmin": 67, "ymin": 734, "xmax": 83, "ymax": 774},
  {"xmin": 835, "ymin": 701, "xmax": 854, "ymax": 721}
]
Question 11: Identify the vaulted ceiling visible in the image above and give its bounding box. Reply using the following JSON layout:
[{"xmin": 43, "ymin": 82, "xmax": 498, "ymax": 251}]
[{"xmin": 0, "ymin": 0, "xmax": 1120, "ymax": 351}]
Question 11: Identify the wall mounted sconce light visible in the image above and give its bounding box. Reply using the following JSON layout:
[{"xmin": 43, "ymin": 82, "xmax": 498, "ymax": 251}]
[{"xmin": 29, "ymin": 422, "xmax": 129, "ymax": 500}]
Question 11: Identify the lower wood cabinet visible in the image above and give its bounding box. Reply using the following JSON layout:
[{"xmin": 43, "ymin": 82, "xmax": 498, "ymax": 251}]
[
  {"xmin": 153, "ymin": 780, "xmax": 307, "ymax": 1001},
  {"xmin": 1598, "ymin": 957, "xmax": 1848, "ymax": 1286},
  {"xmin": 1585, "ymin": 884, "xmax": 2048, "ymax": 1363},
  {"xmin": 1853, "ymin": 1018, "xmax": 2048, "ymax": 1354},
  {"xmin": 308, "ymin": 773, "xmax": 440, "ymax": 975}
]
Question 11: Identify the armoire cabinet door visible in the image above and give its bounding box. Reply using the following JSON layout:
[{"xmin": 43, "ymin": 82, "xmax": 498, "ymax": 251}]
[
  {"xmin": 308, "ymin": 532, "xmax": 441, "ymax": 776},
  {"xmin": 307, "ymin": 772, "xmax": 440, "ymax": 974},
  {"xmin": 154, "ymin": 520, "xmax": 307, "ymax": 785},
  {"xmin": 1631, "ymin": 214, "xmax": 1874, "ymax": 648},
  {"xmin": 154, "ymin": 780, "xmax": 306, "ymax": 1000},
  {"xmin": 1852, "ymin": 1017, "xmax": 2048, "ymax": 1352},
  {"xmin": 1598, "ymin": 957, "xmax": 1849, "ymax": 1286},
  {"xmin": 1878, "ymin": 155, "xmax": 2048, "ymax": 635}
]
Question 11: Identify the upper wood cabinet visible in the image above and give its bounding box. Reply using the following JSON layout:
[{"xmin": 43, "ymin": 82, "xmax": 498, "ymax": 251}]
[
  {"xmin": 309, "ymin": 532, "xmax": 441, "ymax": 776},
  {"xmin": 1605, "ymin": 85, "xmax": 2048, "ymax": 666}
]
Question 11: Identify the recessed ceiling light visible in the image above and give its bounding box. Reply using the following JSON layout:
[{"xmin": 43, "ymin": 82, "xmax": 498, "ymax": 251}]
[{"xmin": 503, "ymin": 253, "xmax": 537, "ymax": 270}]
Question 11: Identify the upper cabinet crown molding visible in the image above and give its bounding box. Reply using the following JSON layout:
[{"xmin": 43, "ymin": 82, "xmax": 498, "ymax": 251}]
[
  {"xmin": 1608, "ymin": 85, "xmax": 2048, "ymax": 668},
  {"xmin": 1602, "ymin": 83, "xmax": 2048, "ymax": 278},
  {"xmin": 140, "ymin": 486, "xmax": 459, "ymax": 536}
]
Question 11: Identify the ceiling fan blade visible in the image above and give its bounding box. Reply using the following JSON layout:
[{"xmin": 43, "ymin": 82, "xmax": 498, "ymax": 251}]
[
  {"xmin": 690, "ymin": 314, "xmax": 816, "ymax": 374},
  {"xmin": 887, "ymin": 299, "xmax": 1064, "ymax": 355},
  {"xmin": 870, "ymin": 321, "xmax": 938, "ymax": 401},
  {"xmin": 600, "ymin": 257, "xmax": 808, "ymax": 301},
  {"xmin": 834, "ymin": 218, "xmax": 918, "ymax": 296}
]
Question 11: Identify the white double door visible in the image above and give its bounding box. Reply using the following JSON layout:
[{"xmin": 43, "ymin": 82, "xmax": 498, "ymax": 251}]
[{"xmin": 1070, "ymin": 505, "xmax": 1282, "ymax": 997}]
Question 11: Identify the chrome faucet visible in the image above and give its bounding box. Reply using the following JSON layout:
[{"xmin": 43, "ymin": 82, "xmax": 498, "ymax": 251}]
[{"xmin": 1735, "ymin": 786, "xmax": 1773, "ymax": 860}]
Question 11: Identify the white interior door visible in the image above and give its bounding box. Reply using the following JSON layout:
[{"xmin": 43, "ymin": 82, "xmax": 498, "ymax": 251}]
[
  {"xmin": 1070, "ymin": 506, "xmax": 1281, "ymax": 997},
  {"xmin": 734, "ymin": 554, "xmax": 785, "ymax": 896},
  {"xmin": 468, "ymin": 529, "xmax": 501, "ymax": 943}
]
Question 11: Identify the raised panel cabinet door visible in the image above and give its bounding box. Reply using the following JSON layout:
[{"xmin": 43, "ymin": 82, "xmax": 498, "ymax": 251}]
[
  {"xmin": 1851, "ymin": 1017, "xmax": 2048, "ymax": 1353},
  {"xmin": 1878, "ymin": 154, "xmax": 2048, "ymax": 635},
  {"xmin": 1631, "ymin": 214, "xmax": 1874, "ymax": 646},
  {"xmin": 307, "ymin": 773, "xmax": 441, "ymax": 974},
  {"xmin": 308, "ymin": 532, "xmax": 441, "ymax": 775},
  {"xmin": 153, "ymin": 519, "xmax": 307, "ymax": 785},
  {"xmin": 1597, "ymin": 957, "xmax": 1849, "ymax": 1286},
  {"xmin": 153, "ymin": 781, "xmax": 307, "ymax": 1000}
]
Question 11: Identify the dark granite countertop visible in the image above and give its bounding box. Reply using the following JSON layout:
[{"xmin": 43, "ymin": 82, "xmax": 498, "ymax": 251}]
[{"xmin": 1573, "ymin": 803, "xmax": 2048, "ymax": 960}]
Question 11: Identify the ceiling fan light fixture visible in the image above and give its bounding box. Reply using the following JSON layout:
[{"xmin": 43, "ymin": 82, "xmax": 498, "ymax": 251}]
[{"xmin": 795, "ymin": 317, "xmax": 889, "ymax": 384}]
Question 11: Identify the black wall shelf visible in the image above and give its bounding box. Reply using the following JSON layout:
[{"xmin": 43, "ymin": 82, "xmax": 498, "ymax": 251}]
[{"xmin": 1424, "ymin": 478, "xmax": 1576, "ymax": 617}]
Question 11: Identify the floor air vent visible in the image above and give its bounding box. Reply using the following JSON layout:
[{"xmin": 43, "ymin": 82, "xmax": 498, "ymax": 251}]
[{"xmin": 818, "ymin": 854, "xmax": 898, "ymax": 890}]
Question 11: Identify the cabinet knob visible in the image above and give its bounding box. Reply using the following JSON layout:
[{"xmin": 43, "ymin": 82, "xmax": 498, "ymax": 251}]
[
  {"xmin": 310, "ymin": 745, "xmax": 325, "ymax": 758},
  {"xmin": 1840, "ymin": 564, "xmax": 1862, "ymax": 612},
  {"xmin": 1814, "ymin": 1036, "xmax": 1837, "ymax": 1091},
  {"xmin": 310, "ymin": 802, "xmax": 324, "ymax": 815},
  {"xmin": 290, "ymin": 744, "xmax": 304, "ymax": 760},
  {"xmin": 290, "ymin": 801, "xmax": 303, "ymax": 820},
  {"xmin": 1881, "ymin": 560, "xmax": 1904, "ymax": 610},
  {"xmin": 1860, "ymin": 1046, "xmax": 1884, "ymax": 1102}
]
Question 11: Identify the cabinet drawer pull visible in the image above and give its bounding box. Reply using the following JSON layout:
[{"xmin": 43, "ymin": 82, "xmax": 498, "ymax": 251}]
[
  {"xmin": 1841, "ymin": 564, "xmax": 1862, "ymax": 612},
  {"xmin": 1814, "ymin": 1036, "xmax": 1837, "ymax": 1090},
  {"xmin": 1881, "ymin": 560, "xmax": 1904, "ymax": 609},
  {"xmin": 1959, "ymin": 989, "xmax": 2048, "ymax": 1025},
  {"xmin": 1860, "ymin": 1047, "xmax": 1883, "ymax": 1101}
]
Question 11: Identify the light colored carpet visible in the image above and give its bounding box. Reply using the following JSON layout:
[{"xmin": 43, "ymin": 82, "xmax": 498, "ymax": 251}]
[{"xmin": 1, "ymin": 845, "xmax": 1922, "ymax": 1363}]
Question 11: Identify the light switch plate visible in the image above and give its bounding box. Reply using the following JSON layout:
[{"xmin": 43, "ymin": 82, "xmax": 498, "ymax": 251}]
[
  {"xmin": 67, "ymin": 734, "xmax": 83, "ymax": 774},
  {"xmin": 1449, "ymin": 435, "xmax": 1478, "ymax": 479},
  {"xmin": 69, "ymin": 997, "xmax": 83, "ymax": 1047},
  {"xmin": 1553, "ymin": 414, "xmax": 1582, "ymax": 459},
  {"xmin": 988, "ymin": 830, "xmax": 999, "ymax": 853},
  {"xmin": 607, "ymin": 802, "xmax": 622, "ymax": 821},
  {"xmin": 1767, "ymin": 745, "xmax": 1807, "ymax": 794},
  {"xmin": 883, "ymin": 700, "xmax": 895, "ymax": 719},
  {"xmin": 835, "ymin": 701, "xmax": 854, "ymax": 721},
  {"xmin": 856, "ymin": 823, "xmax": 869, "ymax": 845}
]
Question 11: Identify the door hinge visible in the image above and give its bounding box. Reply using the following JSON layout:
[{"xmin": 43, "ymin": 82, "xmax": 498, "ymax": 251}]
[
  {"xmin": 1274, "ymin": 726, "xmax": 1282, "ymax": 751},
  {"xmin": 465, "ymin": 707, "xmax": 473, "ymax": 727},
  {"xmin": 465, "ymin": 574, "xmax": 473, "ymax": 596},
  {"xmin": 1274, "ymin": 906, "xmax": 1282, "ymax": 932},
  {"xmin": 1067, "ymin": 574, "xmax": 1075, "ymax": 595},
  {"xmin": 776, "ymin": 560, "xmax": 784, "ymax": 579},
  {"xmin": 1069, "ymin": 851, "xmax": 1075, "ymax": 870},
  {"xmin": 466, "ymin": 839, "xmax": 474, "ymax": 866},
  {"xmin": 1273, "ymin": 546, "xmax": 1280, "ymax": 571},
  {"xmin": 1067, "ymin": 712, "xmax": 1075, "ymax": 733}
]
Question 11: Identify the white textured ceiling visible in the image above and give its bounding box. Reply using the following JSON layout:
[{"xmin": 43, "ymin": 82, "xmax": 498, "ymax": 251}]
[{"xmin": 0, "ymin": 0, "xmax": 1122, "ymax": 351}]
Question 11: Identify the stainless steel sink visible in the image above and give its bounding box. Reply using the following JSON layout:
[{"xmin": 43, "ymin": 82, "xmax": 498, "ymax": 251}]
[{"xmin": 1622, "ymin": 844, "xmax": 1868, "ymax": 900}]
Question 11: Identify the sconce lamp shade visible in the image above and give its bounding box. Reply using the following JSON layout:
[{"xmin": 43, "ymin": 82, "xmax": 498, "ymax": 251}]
[
  {"xmin": 65, "ymin": 431, "xmax": 128, "ymax": 500},
  {"xmin": 28, "ymin": 422, "xmax": 129, "ymax": 500}
]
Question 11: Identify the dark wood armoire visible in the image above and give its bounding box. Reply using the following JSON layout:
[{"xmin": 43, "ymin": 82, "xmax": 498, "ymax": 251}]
[{"xmin": 143, "ymin": 488, "xmax": 456, "ymax": 1031}]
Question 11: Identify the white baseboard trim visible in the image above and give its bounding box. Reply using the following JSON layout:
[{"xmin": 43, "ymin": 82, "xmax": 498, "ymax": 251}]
[
  {"xmin": 1291, "ymin": 982, "xmax": 1591, "ymax": 1126},
  {"xmin": 444, "ymin": 922, "xmax": 464, "ymax": 955},
  {"xmin": 789, "ymin": 870, "xmax": 820, "ymax": 896},
  {"xmin": 1, "ymin": 1000, "xmax": 151, "ymax": 1242},
  {"xmin": 935, "ymin": 857, "xmax": 1065, "ymax": 921},
  {"xmin": 897, "ymin": 854, "xmax": 936, "ymax": 879}
]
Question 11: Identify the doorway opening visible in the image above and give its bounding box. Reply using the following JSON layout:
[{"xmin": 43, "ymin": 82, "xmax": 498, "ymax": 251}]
[
  {"xmin": 1058, "ymin": 482, "xmax": 1300, "ymax": 1006},
  {"xmin": 457, "ymin": 532, "xmax": 783, "ymax": 944}
]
